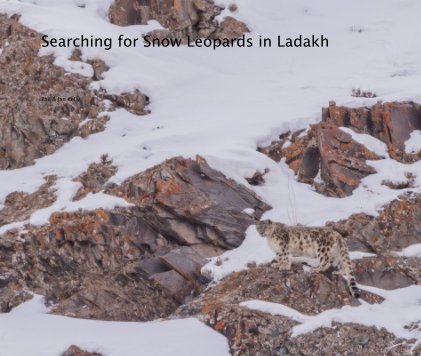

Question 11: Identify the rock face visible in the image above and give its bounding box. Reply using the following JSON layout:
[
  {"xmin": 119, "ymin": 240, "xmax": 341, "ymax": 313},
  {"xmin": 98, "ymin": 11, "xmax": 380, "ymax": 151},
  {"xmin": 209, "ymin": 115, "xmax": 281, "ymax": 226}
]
[
  {"xmin": 109, "ymin": 0, "xmax": 249, "ymax": 41},
  {"xmin": 329, "ymin": 192, "xmax": 421, "ymax": 254},
  {"xmin": 259, "ymin": 121, "xmax": 381, "ymax": 198},
  {"xmin": 0, "ymin": 156, "xmax": 269, "ymax": 319},
  {"xmin": 109, "ymin": 156, "xmax": 269, "ymax": 249},
  {"xmin": 0, "ymin": 15, "xmax": 149, "ymax": 170},
  {"xmin": 259, "ymin": 101, "xmax": 421, "ymax": 197},
  {"xmin": 323, "ymin": 101, "xmax": 421, "ymax": 162}
]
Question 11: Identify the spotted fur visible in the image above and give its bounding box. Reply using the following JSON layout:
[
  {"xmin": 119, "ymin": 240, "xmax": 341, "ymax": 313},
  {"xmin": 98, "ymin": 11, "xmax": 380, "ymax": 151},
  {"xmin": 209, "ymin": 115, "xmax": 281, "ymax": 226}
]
[{"xmin": 256, "ymin": 219, "xmax": 360, "ymax": 298}]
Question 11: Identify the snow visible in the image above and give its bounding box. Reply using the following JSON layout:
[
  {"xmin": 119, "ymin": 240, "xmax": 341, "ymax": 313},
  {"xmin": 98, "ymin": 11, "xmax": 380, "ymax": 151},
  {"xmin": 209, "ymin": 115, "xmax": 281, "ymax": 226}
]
[
  {"xmin": 339, "ymin": 127, "xmax": 389, "ymax": 158},
  {"xmin": 0, "ymin": 295, "xmax": 230, "ymax": 356},
  {"xmin": 241, "ymin": 284, "xmax": 421, "ymax": 344},
  {"xmin": 0, "ymin": 0, "xmax": 421, "ymax": 352},
  {"xmin": 1, "ymin": 0, "xmax": 421, "ymax": 230},
  {"xmin": 405, "ymin": 130, "xmax": 421, "ymax": 154},
  {"xmin": 396, "ymin": 243, "xmax": 421, "ymax": 258}
]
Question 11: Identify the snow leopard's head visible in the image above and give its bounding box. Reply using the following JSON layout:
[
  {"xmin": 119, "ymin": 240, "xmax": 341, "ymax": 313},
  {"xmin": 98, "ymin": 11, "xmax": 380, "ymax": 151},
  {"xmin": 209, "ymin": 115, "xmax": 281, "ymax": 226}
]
[{"xmin": 256, "ymin": 219, "xmax": 276, "ymax": 237}]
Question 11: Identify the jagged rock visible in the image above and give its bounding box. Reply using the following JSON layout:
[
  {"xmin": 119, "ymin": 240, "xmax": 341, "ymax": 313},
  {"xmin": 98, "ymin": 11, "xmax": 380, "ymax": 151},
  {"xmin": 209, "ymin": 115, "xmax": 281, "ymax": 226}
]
[
  {"xmin": 315, "ymin": 122, "xmax": 380, "ymax": 197},
  {"xmin": 0, "ymin": 156, "xmax": 269, "ymax": 319},
  {"xmin": 62, "ymin": 345, "xmax": 102, "ymax": 356},
  {"xmin": 109, "ymin": 0, "xmax": 248, "ymax": 41},
  {"xmin": 329, "ymin": 192, "xmax": 421, "ymax": 254},
  {"xmin": 283, "ymin": 323, "xmax": 416, "ymax": 356},
  {"xmin": 0, "ymin": 14, "xmax": 149, "ymax": 170},
  {"xmin": 0, "ymin": 276, "xmax": 32, "ymax": 313},
  {"xmin": 260, "ymin": 101, "xmax": 421, "ymax": 197},
  {"xmin": 0, "ymin": 15, "xmax": 107, "ymax": 169},
  {"xmin": 260, "ymin": 121, "xmax": 380, "ymax": 197},
  {"xmin": 109, "ymin": 155, "xmax": 270, "ymax": 249},
  {"xmin": 87, "ymin": 59, "xmax": 109, "ymax": 81},
  {"xmin": 0, "ymin": 175, "xmax": 57, "ymax": 227},
  {"xmin": 353, "ymin": 256, "xmax": 418, "ymax": 290},
  {"xmin": 73, "ymin": 157, "xmax": 117, "ymax": 201},
  {"xmin": 212, "ymin": 16, "xmax": 250, "ymax": 40},
  {"xmin": 245, "ymin": 169, "xmax": 268, "ymax": 186},
  {"xmin": 104, "ymin": 90, "xmax": 150, "ymax": 116},
  {"xmin": 323, "ymin": 101, "xmax": 421, "ymax": 162}
]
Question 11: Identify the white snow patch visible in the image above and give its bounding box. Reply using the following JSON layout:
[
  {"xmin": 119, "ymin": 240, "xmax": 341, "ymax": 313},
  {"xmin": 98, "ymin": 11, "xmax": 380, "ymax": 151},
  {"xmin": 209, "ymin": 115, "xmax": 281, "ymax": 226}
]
[
  {"xmin": 241, "ymin": 285, "xmax": 421, "ymax": 343},
  {"xmin": 405, "ymin": 130, "xmax": 421, "ymax": 154},
  {"xmin": 349, "ymin": 251, "xmax": 377, "ymax": 260},
  {"xmin": 202, "ymin": 226, "xmax": 276, "ymax": 281},
  {"xmin": 340, "ymin": 127, "xmax": 389, "ymax": 157},
  {"xmin": 396, "ymin": 243, "xmax": 421, "ymax": 258},
  {"xmin": 0, "ymin": 295, "xmax": 230, "ymax": 356}
]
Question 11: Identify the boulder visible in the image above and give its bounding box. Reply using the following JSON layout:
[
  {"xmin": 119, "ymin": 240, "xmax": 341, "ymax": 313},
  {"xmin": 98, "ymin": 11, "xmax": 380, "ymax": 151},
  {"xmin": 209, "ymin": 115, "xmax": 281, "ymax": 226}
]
[
  {"xmin": 323, "ymin": 101, "xmax": 421, "ymax": 162},
  {"xmin": 108, "ymin": 0, "xmax": 249, "ymax": 41},
  {"xmin": 259, "ymin": 121, "xmax": 381, "ymax": 197},
  {"xmin": 62, "ymin": 345, "xmax": 102, "ymax": 356},
  {"xmin": 329, "ymin": 192, "xmax": 421, "ymax": 254}
]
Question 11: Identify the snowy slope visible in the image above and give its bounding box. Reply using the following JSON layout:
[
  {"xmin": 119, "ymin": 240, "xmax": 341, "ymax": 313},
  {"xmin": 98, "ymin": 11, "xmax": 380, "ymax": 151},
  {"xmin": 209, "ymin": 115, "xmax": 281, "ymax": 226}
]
[
  {"xmin": 0, "ymin": 295, "xmax": 229, "ymax": 356},
  {"xmin": 1, "ymin": 0, "xmax": 421, "ymax": 354}
]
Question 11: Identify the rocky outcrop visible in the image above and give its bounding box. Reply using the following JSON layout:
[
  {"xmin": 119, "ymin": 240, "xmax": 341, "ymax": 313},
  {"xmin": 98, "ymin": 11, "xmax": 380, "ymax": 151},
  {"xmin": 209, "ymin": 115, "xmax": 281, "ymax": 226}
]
[
  {"xmin": 62, "ymin": 345, "xmax": 102, "ymax": 356},
  {"xmin": 259, "ymin": 101, "xmax": 421, "ymax": 197},
  {"xmin": 283, "ymin": 323, "xmax": 417, "ymax": 356},
  {"xmin": 323, "ymin": 101, "xmax": 421, "ymax": 162},
  {"xmin": 0, "ymin": 156, "xmax": 269, "ymax": 319},
  {"xmin": 259, "ymin": 122, "xmax": 381, "ymax": 198},
  {"xmin": 174, "ymin": 260, "xmax": 417, "ymax": 355},
  {"xmin": 73, "ymin": 156, "xmax": 117, "ymax": 201},
  {"xmin": 109, "ymin": 0, "xmax": 249, "ymax": 41},
  {"xmin": 329, "ymin": 192, "xmax": 421, "ymax": 254},
  {"xmin": 108, "ymin": 155, "xmax": 269, "ymax": 249},
  {"xmin": 0, "ymin": 14, "xmax": 149, "ymax": 170},
  {"xmin": 0, "ymin": 175, "xmax": 57, "ymax": 227}
]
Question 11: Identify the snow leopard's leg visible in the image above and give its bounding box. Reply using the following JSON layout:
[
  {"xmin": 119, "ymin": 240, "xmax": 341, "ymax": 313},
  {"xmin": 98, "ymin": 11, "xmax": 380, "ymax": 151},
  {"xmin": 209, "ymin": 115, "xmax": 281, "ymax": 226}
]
[
  {"xmin": 271, "ymin": 238, "xmax": 291, "ymax": 270},
  {"xmin": 337, "ymin": 234, "xmax": 361, "ymax": 299}
]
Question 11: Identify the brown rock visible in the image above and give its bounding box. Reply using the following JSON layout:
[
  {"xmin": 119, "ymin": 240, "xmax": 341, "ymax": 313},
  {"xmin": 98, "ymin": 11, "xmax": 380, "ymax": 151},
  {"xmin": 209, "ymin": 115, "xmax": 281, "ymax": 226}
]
[
  {"xmin": 159, "ymin": 246, "xmax": 207, "ymax": 280},
  {"xmin": 110, "ymin": 155, "xmax": 270, "ymax": 249},
  {"xmin": 283, "ymin": 323, "xmax": 415, "ymax": 356},
  {"xmin": 260, "ymin": 122, "xmax": 380, "ymax": 197},
  {"xmin": 315, "ymin": 122, "xmax": 380, "ymax": 197},
  {"xmin": 105, "ymin": 90, "xmax": 150, "ymax": 116},
  {"xmin": 150, "ymin": 270, "xmax": 193, "ymax": 303},
  {"xmin": 212, "ymin": 16, "xmax": 250, "ymax": 40},
  {"xmin": 323, "ymin": 101, "xmax": 421, "ymax": 162},
  {"xmin": 354, "ymin": 256, "xmax": 417, "ymax": 290},
  {"xmin": 0, "ymin": 175, "xmax": 57, "ymax": 227},
  {"xmin": 0, "ymin": 14, "xmax": 149, "ymax": 169},
  {"xmin": 330, "ymin": 192, "xmax": 421, "ymax": 254},
  {"xmin": 173, "ymin": 263, "xmax": 409, "ymax": 355},
  {"xmin": 0, "ymin": 156, "xmax": 269, "ymax": 319},
  {"xmin": 62, "ymin": 345, "xmax": 102, "ymax": 356},
  {"xmin": 73, "ymin": 157, "xmax": 117, "ymax": 201},
  {"xmin": 109, "ymin": 0, "xmax": 248, "ymax": 41}
]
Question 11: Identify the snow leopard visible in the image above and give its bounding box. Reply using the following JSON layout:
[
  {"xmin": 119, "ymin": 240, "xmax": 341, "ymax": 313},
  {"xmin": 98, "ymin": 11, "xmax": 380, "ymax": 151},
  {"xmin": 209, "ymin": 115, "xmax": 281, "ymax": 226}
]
[{"xmin": 256, "ymin": 219, "xmax": 360, "ymax": 298}]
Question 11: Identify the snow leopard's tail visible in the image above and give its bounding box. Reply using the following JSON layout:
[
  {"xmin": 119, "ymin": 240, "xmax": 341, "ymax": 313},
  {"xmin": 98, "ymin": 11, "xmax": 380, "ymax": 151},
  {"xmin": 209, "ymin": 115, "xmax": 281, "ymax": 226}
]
[{"xmin": 337, "ymin": 235, "xmax": 361, "ymax": 299}]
